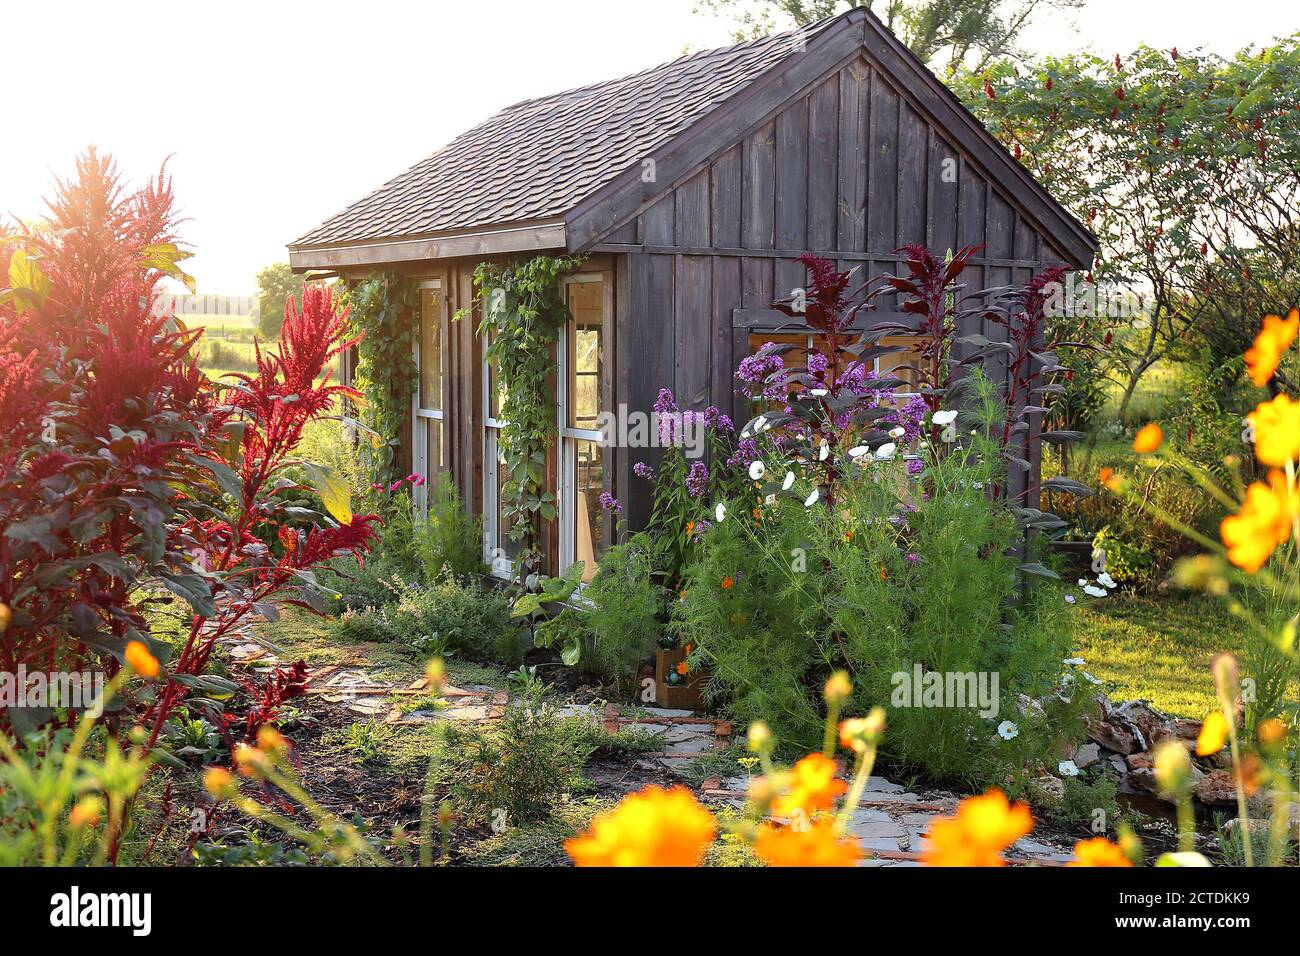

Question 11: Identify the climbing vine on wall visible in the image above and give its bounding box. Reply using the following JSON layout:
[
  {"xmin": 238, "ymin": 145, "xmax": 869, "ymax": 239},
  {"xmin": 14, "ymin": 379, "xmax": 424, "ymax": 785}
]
[
  {"xmin": 339, "ymin": 270, "xmax": 419, "ymax": 486},
  {"xmin": 470, "ymin": 254, "xmax": 585, "ymax": 576}
]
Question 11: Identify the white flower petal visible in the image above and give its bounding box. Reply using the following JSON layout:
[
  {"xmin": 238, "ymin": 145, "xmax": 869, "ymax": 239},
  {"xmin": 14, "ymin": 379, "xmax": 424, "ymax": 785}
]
[
  {"xmin": 848, "ymin": 445, "xmax": 869, "ymax": 458},
  {"xmin": 997, "ymin": 720, "xmax": 1020, "ymax": 741},
  {"xmin": 889, "ymin": 426, "xmax": 906, "ymax": 438},
  {"xmin": 932, "ymin": 409, "xmax": 959, "ymax": 426},
  {"xmin": 749, "ymin": 460, "xmax": 766, "ymax": 481},
  {"xmin": 1084, "ymin": 585, "xmax": 1108, "ymax": 598},
  {"xmin": 804, "ymin": 488, "xmax": 819, "ymax": 508},
  {"xmin": 782, "ymin": 471, "xmax": 795, "ymax": 490},
  {"xmin": 810, "ymin": 388, "xmax": 828, "ymax": 397},
  {"xmin": 1058, "ymin": 760, "xmax": 1080, "ymax": 777},
  {"xmin": 1097, "ymin": 572, "xmax": 1116, "ymax": 589},
  {"xmin": 1063, "ymin": 657, "xmax": 1085, "ymax": 666},
  {"xmin": 715, "ymin": 503, "xmax": 727, "ymax": 522},
  {"xmin": 875, "ymin": 442, "xmax": 897, "ymax": 461},
  {"xmin": 818, "ymin": 441, "xmax": 829, "ymax": 461}
]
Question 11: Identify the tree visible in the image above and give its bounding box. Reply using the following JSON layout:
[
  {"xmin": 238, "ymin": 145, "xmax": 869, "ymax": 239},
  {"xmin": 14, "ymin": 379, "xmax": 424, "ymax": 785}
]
[
  {"xmin": 958, "ymin": 39, "xmax": 1300, "ymax": 418},
  {"xmin": 693, "ymin": 0, "xmax": 1083, "ymax": 74},
  {"xmin": 255, "ymin": 261, "xmax": 302, "ymax": 340}
]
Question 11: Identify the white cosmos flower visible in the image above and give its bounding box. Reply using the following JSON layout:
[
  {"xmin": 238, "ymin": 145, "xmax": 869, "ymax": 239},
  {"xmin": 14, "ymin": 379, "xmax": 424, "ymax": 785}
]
[
  {"xmin": 1058, "ymin": 760, "xmax": 1080, "ymax": 777},
  {"xmin": 810, "ymin": 388, "xmax": 828, "ymax": 397},
  {"xmin": 848, "ymin": 445, "xmax": 869, "ymax": 458},
  {"xmin": 940, "ymin": 425, "xmax": 957, "ymax": 443},
  {"xmin": 875, "ymin": 442, "xmax": 897, "ymax": 460},
  {"xmin": 889, "ymin": 426, "xmax": 905, "ymax": 439},
  {"xmin": 1077, "ymin": 579, "xmax": 1088, "ymax": 587},
  {"xmin": 764, "ymin": 494, "xmax": 776, "ymax": 505},
  {"xmin": 932, "ymin": 409, "xmax": 959, "ymax": 426},
  {"xmin": 818, "ymin": 441, "xmax": 829, "ymax": 461},
  {"xmin": 997, "ymin": 720, "xmax": 1019, "ymax": 741},
  {"xmin": 1097, "ymin": 571, "xmax": 1116, "ymax": 589},
  {"xmin": 749, "ymin": 460, "xmax": 766, "ymax": 480},
  {"xmin": 782, "ymin": 471, "xmax": 795, "ymax": 490},
  {"xmin": 804, "ymin": 488, "xmax": 819, "ymax": 507},
  {"xmin": 1083, "ymin": 585, "xmax": 1108, "ymax": 598},
  {"xmin": 715, "ymin": 503, "xmax": 727, "ymax": 522},
  {"xmin": 1063, "ymin": 657, "xmax": 1085, "ymax": 666},
  {"xmin": 1082, "ymin": 671, "xmax": 1103, "ymax": 685}
]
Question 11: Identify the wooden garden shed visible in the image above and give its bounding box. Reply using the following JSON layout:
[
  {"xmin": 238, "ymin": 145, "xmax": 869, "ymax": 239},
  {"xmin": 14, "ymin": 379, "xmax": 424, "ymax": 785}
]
[{"xmin": 289, "ymin": 7, "xmax": 1097, "ymax": 578}]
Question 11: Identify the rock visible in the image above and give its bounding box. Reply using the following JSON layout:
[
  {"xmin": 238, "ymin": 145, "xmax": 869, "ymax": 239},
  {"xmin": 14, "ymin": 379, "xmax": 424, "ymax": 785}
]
[
  {"xmin": 1087, "ymin": 718, "xmax": 1140, "ymax": 755},
  {"xmin": 1028, "ymin": 775, "xmax": 1065, "ymax": 804},
  {"xmin": 1016, "ymin": 693, "xmax": 1046, "ymax": 720},
  {"xmin": 1126, "ymin": 768, "xmax": 1156, "ymax": 794},
  {"xmin": 1126, "ymin": 752, "xmax": 1154, "ymax": 771},
  {"xmin": 1197, "ymin": 770, "xmax": 1239, "ymax": 806},
  {"xmin": 1117, "ymin": 700, "xmax": 1175, "ymax": 747},
  {"xmin": 1074, "ymin": 743, "xmax": 1101, "ymax": 769},
  {"xmin": 1172, "ymin": 718, "xmax": 1202, "ymax": 740}
]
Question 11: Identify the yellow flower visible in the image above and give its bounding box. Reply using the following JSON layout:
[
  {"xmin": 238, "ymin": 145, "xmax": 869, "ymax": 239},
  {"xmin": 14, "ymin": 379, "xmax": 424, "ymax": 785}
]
[
  {"xmin": 425, "ymin": 657, "xmax": 446, "ymax": 692},
  {"xmin": 1153, "ymin": 740, "xmax": 1191, "ymax": 793},
  {"xmin": 771, "ymin": 753, "xmax": 847, "ymax": 816},
  {"xmin": 256, "ymin": 725, "xmax": 288, "ymax": 754},
  {"xmin": 565, "ymin": 785, "xmax": 716, "ymax": 867},
  {"xmin": 203, "ymin": 766, "xmax": 238, "ymax": 799},
  {"xmin": 69, "ymin": 796, "xmax": 104, "ymax": 829},
  {"xmin": 838, "ymin": 707, "xmax": 887, "ymax": 753},
  {"xmin": 823, "ymin": 670, "xmax": 852, "ymax": 704},
  {"xmin": 0, "ymin": 602, "xmax": 11, "ymax": 633},
  {"xmin": 1257, "ymin": 717, "xmax": 1287, "ymax": 747},
  {"xmin": 1132, "ymin": 422, "xmax": 1163, "ymax": 453},
  {"xmin": 1247, "ymin": 394, "xmax": 1300, "ymax": 467},
  {"xmin": 754, "ymin": 819, "xmax": 860, "ymax": 867},
  {"xmin": 920, "ymin": 789, "xmax": 1033, "ymax": 867},
  {"xmin": 124, "ymin": 640, "xmax": 160, "ymax": 678},
  {"xmin": 1220, "ymin": 471, "xmax": 1298, "ymax": 573},
  {"xmin": 1068, "ymin": 837, "xmax": 1133, "ymax": 867},
  {"xmin": 1196, "ymin": 711, "xmax": 1229, "ymax": 756},
  {"xmin": 1244, "ymin": 309, "xmax": 1298, "ymax": 387}
]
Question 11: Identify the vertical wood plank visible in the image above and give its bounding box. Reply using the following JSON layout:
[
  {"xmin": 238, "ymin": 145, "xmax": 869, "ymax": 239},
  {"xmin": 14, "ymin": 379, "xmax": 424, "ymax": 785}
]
[
  {"xmin": 836, "ymin": 60, "xmax": 869, "ymax": 253},
  {"xmin": 775, "ymin": 97, "xmax": 809, "ymax": 251},
  {"xmin": 622, "ymin": 253, "xmax": 675, "ymax": 531},
  {"xmin": 711, "ymin": 256, "xmax": 743, "ymax": 415},
  {"xmin": 675, "ymin": 256, "xmax": 713, "ymax": 409},
  {"xmin": 807, "ymin": 76, "xmax": 839, "ymax": 251},
  {"xmin": 742, "ymin": 121, "xmax": 775, "ymax": 250},
  {"xmin": 674, "ymin": 170, "xmax": 712, "ymax": 248},
  {"xmin": 867, "ymin": 75, "xmax": 899, "ymax": 253},
  {"xmin": 897, "ymin": 102, "xmax": 928, "ymax": 246},
  {"xmin": 711, "ymin": 145, "xmax": 742, "ymax": 249},
  {"xmin": 642, "ymin": 192, "xmax": 676, "ymax": 246}
]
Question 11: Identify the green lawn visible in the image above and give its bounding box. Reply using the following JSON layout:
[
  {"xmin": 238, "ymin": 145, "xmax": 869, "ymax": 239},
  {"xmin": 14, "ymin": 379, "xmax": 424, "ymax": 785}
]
[{"xmin": 1072, "ymin": 593, "xmax": 1250, "ymax": 718}]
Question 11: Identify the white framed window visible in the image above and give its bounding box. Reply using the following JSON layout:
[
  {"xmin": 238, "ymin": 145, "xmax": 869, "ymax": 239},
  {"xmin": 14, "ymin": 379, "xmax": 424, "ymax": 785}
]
[
  {"xmin": 558, "ymin": 273, "xmax": 611, "ymax": 583},
  {"xmin": 482, "ymin": 323, "xmax": 519, "ymax": 577},
  {"xmin": 412, "ymin": 279, "xmax": 444, "ymax": 511}
]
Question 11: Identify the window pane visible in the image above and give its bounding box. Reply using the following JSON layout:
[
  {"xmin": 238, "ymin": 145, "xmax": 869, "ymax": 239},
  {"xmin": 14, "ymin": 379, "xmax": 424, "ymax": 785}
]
[
  {"xmin": 488, "ymin": 428, "xmax": 520, "ymax": 562},
  {"xmin": 419, "ymin": 287, "xmax": 442, "ymax": 412},
  {"xmin": 486, "ymin": 329, "xmax": 507, "ymax": 421},
  {"xmin": 875, "ymin": 335, "xmax": 923, "ymax": 403},
  {"xmin": 566, "ymin": 280, "xmax": 603, "ymax": 429},
  {"xmin": 425, "ymin": 416, "xmax": 444, "ymax": 476},
  {"xmin": 571, "ymin": 439, "xmax": 605, "ymax": 583}
]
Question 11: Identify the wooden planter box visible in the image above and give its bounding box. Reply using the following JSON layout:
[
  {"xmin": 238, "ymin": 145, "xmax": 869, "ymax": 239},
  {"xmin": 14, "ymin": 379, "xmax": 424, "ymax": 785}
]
[{"xmin": 654, "ymin": 648, "xmax": 707, "ymax": 711}]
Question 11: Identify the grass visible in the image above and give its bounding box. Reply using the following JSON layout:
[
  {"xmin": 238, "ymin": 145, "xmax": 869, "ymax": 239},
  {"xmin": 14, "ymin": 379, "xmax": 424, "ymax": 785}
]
[{"xmin": 1072, "ymin": 592, "xmax": 1250, "ymax": 718}]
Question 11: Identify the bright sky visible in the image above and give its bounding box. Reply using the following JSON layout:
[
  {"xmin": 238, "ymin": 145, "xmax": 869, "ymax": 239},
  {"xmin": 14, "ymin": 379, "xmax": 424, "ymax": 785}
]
[{"xmin": 3, "ymin": 0, "xmax": 1295, "ymax": 294}]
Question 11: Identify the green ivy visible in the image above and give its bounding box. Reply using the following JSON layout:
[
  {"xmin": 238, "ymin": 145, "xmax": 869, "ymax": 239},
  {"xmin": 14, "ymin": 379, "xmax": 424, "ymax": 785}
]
[
  {"xmin": 340, "ymin": 271, "xmax": 419, "ymax": 486},
  {"xmin": 469, "ymin": 255, "xmax": 585, "ymax": 575}
]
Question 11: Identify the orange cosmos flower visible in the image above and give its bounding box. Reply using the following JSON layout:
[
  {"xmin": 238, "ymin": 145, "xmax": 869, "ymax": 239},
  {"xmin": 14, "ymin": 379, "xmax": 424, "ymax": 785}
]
[
  {"xmin": 1257, "ymin": 717, "xmax": 1287, "ymax": 747},
  {"xmin": 565, "ymin": 786, "xmax": 717, "ymax": 867},
  {"xmin": 124, "ymin": 640, "xmax": 160, "ymax": 678},
  {"xmin": 772, "ymin": 753, "xmax": 847, "ymax": 816},
  {"xmin": 1220, "ymin": 470, "xmax": 1299, "ymax": 572},
  {"xmin": 1132, "ymin": 422, "xmax": 1163, "ymax": 453},
  {"xmin": 1068, "ymin": 837, "xmax": 1133, "ymax": 867},
  {"xmin": 1247, "ymin": 394, "xmax": 1300, "ymax": 467},
  {"xmin": 754, "ymin": 819, "xmax": 861, "ymax": 867},
  {"xmin": 1196, "ymin": 711, "xmax": 1229, "ymax": 756},
  {"xmin": 68, "ymin": 797, "xmax": 104, "ymax": 830},
  {"xmin": 675, "ymin": 661, "xmax": 688, "ymax": 676},
  {"xmin": 1244, "ymin": 309, "xmax": 1298, "ymax": 387},
  {"xmin": 720, "ymin": 576, "xmax": 734, "ymax": 590},
  {"xmin": 921, "ymin": 789, "xmax": 1033, "ymax": 867}
]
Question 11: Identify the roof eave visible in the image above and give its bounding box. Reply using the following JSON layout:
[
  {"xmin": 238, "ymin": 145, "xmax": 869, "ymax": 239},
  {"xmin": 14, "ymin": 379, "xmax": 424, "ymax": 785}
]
[{"xmin": 286, "ymin": 220, "xmax": 567, "ymax": 272}]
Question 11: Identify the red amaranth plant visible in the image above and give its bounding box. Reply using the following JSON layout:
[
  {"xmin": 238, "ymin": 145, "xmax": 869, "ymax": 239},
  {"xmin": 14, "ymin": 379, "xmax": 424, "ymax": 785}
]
[{"xmin": 0, "ymin": 152, "xmax": 377, "ymax": 765}]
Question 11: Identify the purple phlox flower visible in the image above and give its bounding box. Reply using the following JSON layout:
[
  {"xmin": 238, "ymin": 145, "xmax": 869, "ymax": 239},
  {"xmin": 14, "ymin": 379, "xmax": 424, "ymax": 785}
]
[
  {"xmin": 906, "ymin": 458, "xmax": 924, "ymax": 476},
  {"xmin": 692, "ymin": 519, "xmax": 712, "ymax": 541},
  {"xmin": 727, "ymin": 437, "xmax": 760, "ymax": 468},
  {"xmin": 905, "ymin": 552, "xmax": 921, "ymax": 564},
  {"xmin": 807, "ymin": 351, "xmax": 829, "ymax": 377},
  {"xmin": 599, "ymin": 491, "xmax": 623, "ymax": 513},
  {"xmin": 685, "ymin": 461, "xmax": 710, "ymax": 498},
  {"xmin": 633, "ymin": 461, "xmax": 656, "ymax": 481},
  {"xmin": 654, "ymin": 388, "xmax": 678, "ymax": 415}
]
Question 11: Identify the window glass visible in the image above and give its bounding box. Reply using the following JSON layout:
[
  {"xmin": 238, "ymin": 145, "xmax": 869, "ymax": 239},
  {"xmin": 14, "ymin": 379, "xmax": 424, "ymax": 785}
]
[
  {"xmin": 419, "ymin": 286, "xmax": 442, "ymax": 412},
  {"xmin": 566, "ymin": 281, "xmax": 603, "ymax": 430},
  {"xmin": 571, "ymin": 439, "xmax": 605, "ymax": 582}
]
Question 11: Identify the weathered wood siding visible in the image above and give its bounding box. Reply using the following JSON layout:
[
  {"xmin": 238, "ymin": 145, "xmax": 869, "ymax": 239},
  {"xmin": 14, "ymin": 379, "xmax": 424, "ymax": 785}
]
[{"xmin": 595, "ymin": 53, "xmax": 1074, "ymax": 523}]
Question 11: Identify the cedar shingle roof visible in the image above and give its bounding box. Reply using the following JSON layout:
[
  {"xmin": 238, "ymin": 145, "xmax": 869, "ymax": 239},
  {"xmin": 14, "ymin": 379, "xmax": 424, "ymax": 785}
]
[{"xmin": 293, "ymin": 23, "xmax": 830, "ymax": 248}]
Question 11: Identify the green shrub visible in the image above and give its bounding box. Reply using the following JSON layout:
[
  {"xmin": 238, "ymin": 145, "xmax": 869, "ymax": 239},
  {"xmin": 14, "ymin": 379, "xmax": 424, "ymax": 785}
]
[
  {"xmin": 581, "ymin": 532, "xmax": 668, "ymax": 685},
  {"xmin": 337, "ymin": 573, "xmax": 520, "ymax": 664},
  {"xmin": 439, "ymin": 697, "xmax": 596, "ymax": 826},
  {"xmin": 413, "ymin": 481, "xmax": 483, "ymax": 582},
  {"xmin": 677, "ymin": 382, "xmax": 1084, "ymax": 790},
  {"xmin": 1056, "ymin": 774, "xmax": 1122, "ymax": 831}
]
